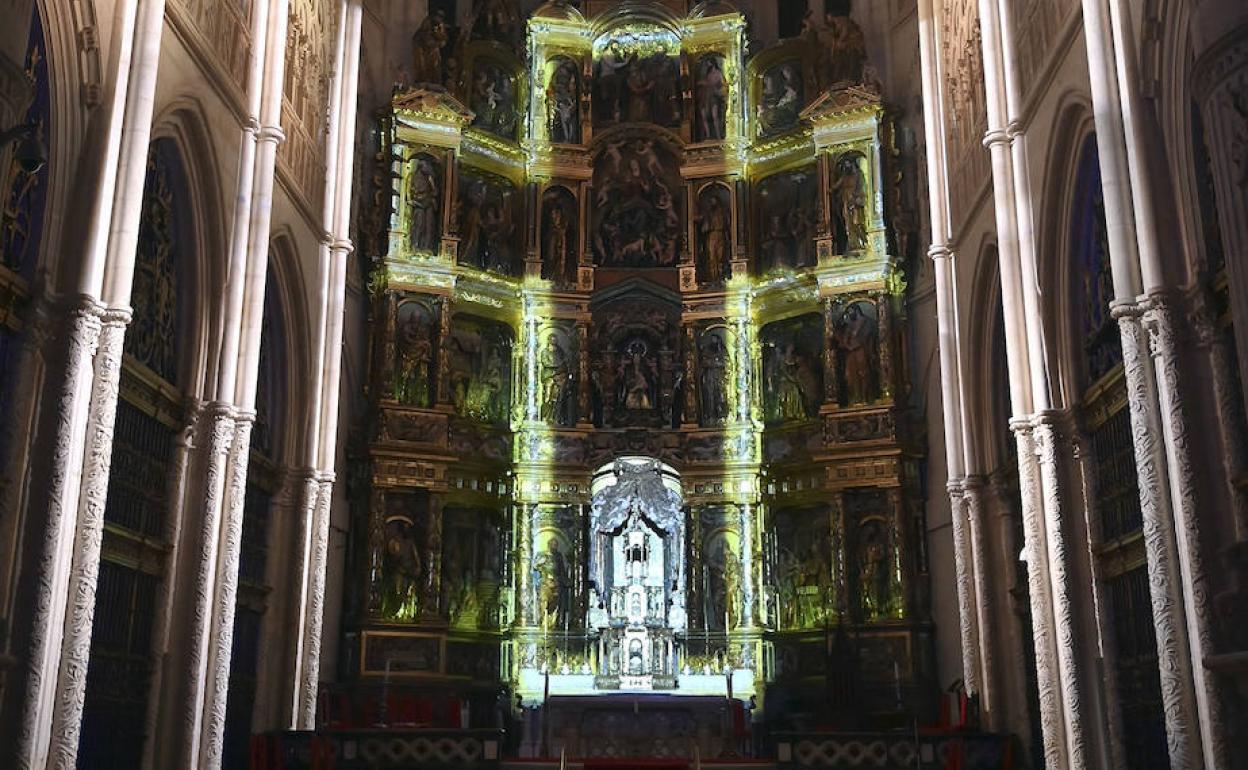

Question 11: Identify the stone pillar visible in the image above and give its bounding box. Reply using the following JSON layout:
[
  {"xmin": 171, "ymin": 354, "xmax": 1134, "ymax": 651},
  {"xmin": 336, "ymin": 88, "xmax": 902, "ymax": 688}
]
[
  {"xmin": 8, "ymin": 0, "xmax": 168, "ymax": 763},
  {"xmin": 683, "ymin": 323, "xmax": 698, "ymax": 426},
  {"xmin": 876, "ymin": 292, "xmax": 893, "ymax": 401},
  {"xmin": 437, "ymin": 295, "xmax": 456, "ymax": 406},
  {"xmin": 821, "ymin": 298, "xmax": 840, "ymax": 407},
  {"xmin": 576, "ymin": 321, "xmax": 591, "ymax": 425}
]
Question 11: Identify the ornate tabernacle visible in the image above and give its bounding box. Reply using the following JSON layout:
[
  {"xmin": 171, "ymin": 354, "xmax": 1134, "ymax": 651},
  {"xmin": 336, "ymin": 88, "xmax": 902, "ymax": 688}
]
[{"xmin": 352, "ymin": 0, "xmax": 929, "ymax": 725}]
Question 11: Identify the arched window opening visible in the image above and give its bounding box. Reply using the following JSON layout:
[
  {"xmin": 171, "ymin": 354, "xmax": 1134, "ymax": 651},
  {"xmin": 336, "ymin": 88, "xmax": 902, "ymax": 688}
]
[
  {"xmin": 78, "ymin": 138, "xmax": 193, "ymax": 769},
  {"xmin": 224, "ymin": 270, "xmax": 286, "ymax": 769},
  {"xmin": 1072, "ymin": 135, "xmax": 1168, "ymax": 770}
]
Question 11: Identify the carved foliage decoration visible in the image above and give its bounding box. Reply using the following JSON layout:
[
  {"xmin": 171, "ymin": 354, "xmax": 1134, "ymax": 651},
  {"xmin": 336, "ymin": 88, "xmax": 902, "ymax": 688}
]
[
  {"xmin": 756, "ymin": 165, "xmax": 817, "ymax": 274},
  {"xmin": 457, "ymin": 167, "xmax": 520, "ymax": 275},
  {"xmin": 541, "ymin": 185, "xmax": 579, "ymax": 286},
  {"xmin": 127, "ymin": 140, "xmax": 188, "ymax": 386},
  {"xmin": 446, "ymin": 314, "xmax": 513, "ymax": 426},
  {"xmin": 761, "ymin": 313, "xmax": 823, "ymax": 424},
  {"xmin": 1, "ymin": 8, "xmax": 49, "ymax": 277},
  {"xmin": 591, "ymin": 137, "xmax": 684, "ymax": 268},
  {"xmin": 394, "ymin": 298, "xmax": 439, "ymax": 408}
]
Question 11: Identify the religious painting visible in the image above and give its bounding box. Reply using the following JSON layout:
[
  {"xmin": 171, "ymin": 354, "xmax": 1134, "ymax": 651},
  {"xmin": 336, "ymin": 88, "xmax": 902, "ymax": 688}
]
[
  {"xmin": 697, "ymin": 325, "xmax": 733, "ymax": 427},
  {"xmin": 538, "ymin": 324, "xmax": 578, "ymax": 427},
  {"xmin": 773, "ymin": 507, "xmax": 836, "ymax": 630},
  {"xmin": 541, "ymin": 185, "xmax": 579, "ymax": 286},
  {"xmin": 457, "ymin": 168, "xmax": 520, "ymax": 275},
  {"xmin": 446, "ymin": 314, "xmax": 513, "ymax": 426},
  {"xmin": 378, "ymin": 491, "xmax": 433, "ymax": 622},
  {"xmin": 440, "ymin": 507, "xmax": 504, "ymax": 629},
  {"xmin": 693, "ymin": 54, "xmax": 728, "ymax": 142},
  {"xmin": 407, "ymin": 152, "xmax": 443, "ymax": 254},
  {"xmin": 830, "ymin": 152, "xmax": 869, "ymax": 255},
  {"xmin": 756, "ymin": 164, "xmax": 817, "ymax": 273},
  {"xmin": 831, "ymin": 299, "xmax": 880, "ymax": 405},
  {"xmin": 592, "ymin": 37, "xmax": 682, "ymax": 128},
  {"xmin": 694, "ymin": 184, "xmax": 732, "ymax": 285},
  {"xmin": 756, "ymin": 59, "xmax": 803, "ymax": 138},
  {"xmin": 591, "ymin": 138, "xmax": 684, "ymax": 268},
  {"xmin": 546, "ymin": 57, "xmax": 582, "ymax": 144},
  {"xmin": 394, "ymin": 298, "xmax": 438, "ymax": 407},
  {"xmin": 760, "ymin": 313, "xmax": 823, "ymax": 424},
  {"xmin": 469, "ymin": 58, "xmax": 519, "ymax": 140}
]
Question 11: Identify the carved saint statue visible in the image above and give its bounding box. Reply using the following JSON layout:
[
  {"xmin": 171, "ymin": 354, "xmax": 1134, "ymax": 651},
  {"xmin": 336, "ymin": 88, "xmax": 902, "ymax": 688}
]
[
  {"xmin": 699, "ymin": 332, "xmax": 730, "ymax": 425},
  {"xmin": 698, "ymin": 190, "xmax": 730, "ymax": 284},
  {"xmin": 539, "ymin": 335, "xmax": 573, "ymax": 425},
  {"xmin": 395, "ymin": 311, "xmax": 432, "ymax": 406},
  {"xmin": 617, "ymin": 340, "xmax": 655, "ymax": 411},
  {"xmin": 382, "ymin": 520, "xmax": 423, "ymax": 620},
  {"xmin": 535, "ymin": 538, "xmax": 571, "ymax": 629},
  {"xmin": 707, "ymin": 538, "xmax": 740, "ymax": 630},
  {"xmin": 832, "ymin": 155, "xmax": 869, "ymax": 253},
  {"xmin": 835, "ymin": 302, "xmax": 878, "ymax": 404},
  {"xmin": 410, "ymin": 10, "xmax": 449, "ymax": 85},
  {"xmin": 696, "ymin": 56, "xmax": 727, "ymax": 141},
  {"xmin": 547, "ymin": 59, "xmax": 580, "ymax": 143},
  {"xmin": 858, "ymin": 524, "xmax": 889, "ymax": 621},
  {"xmin": 773, "ymin": 343, "xmax": 809, "ymax": 421},
  {"xmin": 409, "ymin": 157, "xmax": 440, "ymax": 252},
  {"xmin": 544, "ymin": 200, "xmax": 570, "ymax": 283}
]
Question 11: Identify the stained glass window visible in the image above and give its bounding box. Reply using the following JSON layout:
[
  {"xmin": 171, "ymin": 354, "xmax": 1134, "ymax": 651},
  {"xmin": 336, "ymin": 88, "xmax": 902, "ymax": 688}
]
[
  {"xmin": 1071, "ymin": 136, "xmax": 1121, "ymax": 387},
  {"xmin": 0, "ymin": 9, "xmax": 50, "ymax": 279}
]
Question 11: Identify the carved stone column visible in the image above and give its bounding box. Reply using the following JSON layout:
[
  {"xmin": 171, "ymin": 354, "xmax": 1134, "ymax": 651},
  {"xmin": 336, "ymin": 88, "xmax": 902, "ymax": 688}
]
[
  {"xmin": 515, "ymin": 503, "xmax": 534, "ymax": 627},
  {"xmin": 1141, "ymin": 293, "xmax": 1227, "ymax": 763},
  {"xmin": 437, "ymin": 295, "xmax": 455, "ymax": 406},
  {"xmin": 12, "ymin": 297, "xmax": 102, "ymax": 768},
  {"xmin": 295, "ymin": 474, "xmax": 333, "ymax": 728},
  {"xmin": 423, "ymin": 495, "xmax": 444, "ymax": 618},
  {"xmin": 947, "ymin": 480, "xmax": 983, "ymax": 697},
  {"xmin": 682, "ymin": 323, "xmax": 698, "ymax": 426},
  {"xmin": 576, "ymin": 321, "xmax": 591, "ymax": 425},
  {"xmin": 963, "ymin": 476, "xmax": 997, "ymax": 718},
  {"xmin": 876, "ymin": 293, "xmax": 893, "ymax": 401},
  {"xmin": 821, "ymin": 297, "xmax": 840, "ymax": 407}
]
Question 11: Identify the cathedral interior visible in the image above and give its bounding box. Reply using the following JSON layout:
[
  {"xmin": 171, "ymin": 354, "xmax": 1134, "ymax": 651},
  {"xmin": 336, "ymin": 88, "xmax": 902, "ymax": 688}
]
[{"xmin": 1, "ymin": 0, "xmax": 1247, "ymax": 768}]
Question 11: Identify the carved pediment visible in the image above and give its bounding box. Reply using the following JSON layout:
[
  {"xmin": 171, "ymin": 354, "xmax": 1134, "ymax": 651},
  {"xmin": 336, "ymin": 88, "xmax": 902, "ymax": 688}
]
[
  {"xmin": 391, "ymin": 87, "xmax": 475, "ymax": 127},
  {"xmin": 800, "ymin": 84, "xmax": 883, "ymax": 124}
]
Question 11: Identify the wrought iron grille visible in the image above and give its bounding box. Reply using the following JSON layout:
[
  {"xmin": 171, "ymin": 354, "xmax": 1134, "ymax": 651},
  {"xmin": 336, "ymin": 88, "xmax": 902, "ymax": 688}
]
[
  {"xmin": 1106, "ymin": 566, "xmax": 1169, "ymax": 770},
  {"xmin": 104, "ymin": 399, "xmax": 175, "ymax": 537},
  {"xmin": 1091, "ymin": 406, "xmax": 1142, "ymax": 542}
]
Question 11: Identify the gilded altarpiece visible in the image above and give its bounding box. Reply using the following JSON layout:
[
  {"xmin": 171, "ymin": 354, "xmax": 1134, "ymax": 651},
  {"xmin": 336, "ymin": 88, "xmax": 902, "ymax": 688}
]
[{"xmin": 352, "ymin": 2, "xmax": 931, "ymax": 720}]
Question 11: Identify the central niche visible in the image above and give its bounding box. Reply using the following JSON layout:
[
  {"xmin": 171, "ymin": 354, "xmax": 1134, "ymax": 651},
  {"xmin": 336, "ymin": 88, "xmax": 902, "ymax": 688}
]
[
  {"xmin": 591, "ymin": 134, "xmax": 685, "ymax": 269},
  {"xmin": 587, "ymin": 457, "xmax": 686, "ymax": 690}
]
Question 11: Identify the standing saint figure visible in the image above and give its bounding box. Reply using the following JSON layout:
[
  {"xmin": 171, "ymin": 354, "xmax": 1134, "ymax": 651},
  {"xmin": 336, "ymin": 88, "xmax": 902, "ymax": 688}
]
[
  {"xmin": 535, "ymin": 539, "xmax": 570, "ymax": 629},
  {"xmin": 698, "ymin": 191, "xmax": 730, "ymax": 284},
  {"xmin": 772, "ymin": 343, "xmax": 808, "ymax": 421},
  {"xmin": 544, "ymin": 200, "xmax": 569, "ymax": 283},
  {"xmin": 539, "ymin": 335, "xmax": 572, "ymax": 424},
  {"xmin": 696, "ymin": 56, "xmax": 727, "ymax": 141},
  {"xmin": 835, "ymin": 303, "xmax": 877, "ymax": 404},
  {"xmin": 699, "ymin": 332, "xmax": 730, "ymax": 425},
  {"xmin": 832, "ymin": 155, "xmax": 868, "ymax": 252},
  {"xmin": 410, "ymin": 10, "xmax": 448, "ymax": 85},
  {"xmin": 395, "ymin": 312, "xmax": 432, "ymax": 406},
  {"xmin": 409, "ymin": 158, "xmax": 440, "ymax": 252}
]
